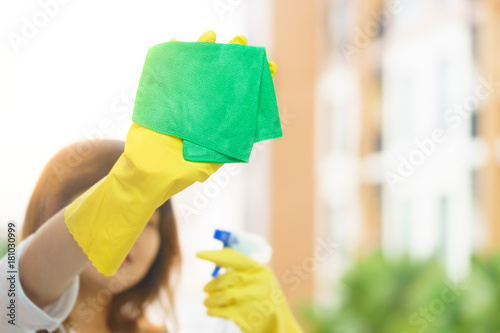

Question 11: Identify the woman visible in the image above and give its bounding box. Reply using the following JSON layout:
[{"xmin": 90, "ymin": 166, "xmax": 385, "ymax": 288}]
[
  {"xmin": 2, "ymin": 31, "xmax": 304, "ymax": 333},
  {"xmin": 2, "ymin": 137, "xmax": 303, "ymax": 332},
  {"xmin": 8, "ymin": 139, "xmax": 178, "ymax": 332}
]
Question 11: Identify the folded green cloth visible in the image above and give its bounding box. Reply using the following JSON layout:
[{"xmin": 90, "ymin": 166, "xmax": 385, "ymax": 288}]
[{"xmin": 132, "ymin": 41, "xmax": 282, "ymax": 163}]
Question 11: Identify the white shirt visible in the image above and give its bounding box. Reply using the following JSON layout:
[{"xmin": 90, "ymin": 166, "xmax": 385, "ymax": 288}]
[{"xmin": 0, "ymin": 234, "xmax": 80, "ymax": 332}]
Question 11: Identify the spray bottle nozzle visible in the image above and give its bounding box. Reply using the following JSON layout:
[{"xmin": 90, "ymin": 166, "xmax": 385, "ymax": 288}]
[
  {"xmin": 212, "ymin": 229, "xmax": 232, "ymax": 278},
  {"xmin": 210, "ymin": 229, "xmax": 272, "ymax": 278}
]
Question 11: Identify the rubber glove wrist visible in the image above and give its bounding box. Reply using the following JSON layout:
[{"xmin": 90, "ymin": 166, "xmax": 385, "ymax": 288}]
[{"xmin": 119, "ymin": 122, "xmax": 222, "ymax": 207}]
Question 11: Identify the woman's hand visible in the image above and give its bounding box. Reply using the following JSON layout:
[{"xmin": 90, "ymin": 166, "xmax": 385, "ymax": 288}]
[
  {"xmin": 197, "ymin": 248, "xmax": 303, "ymax": 333},
  {"xmin": 121, "ymin": 122, "xmax": 223, "ymax": 205}
]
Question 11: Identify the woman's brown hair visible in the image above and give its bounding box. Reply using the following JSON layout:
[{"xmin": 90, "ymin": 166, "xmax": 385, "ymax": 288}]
[{"xmin": 21, "ymin": 139, "xmax": 181, "ymax": 333}]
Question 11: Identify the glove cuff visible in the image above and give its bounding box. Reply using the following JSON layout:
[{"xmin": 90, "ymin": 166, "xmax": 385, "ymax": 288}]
[{"xmin": 63, "ymin": 153, "xmax": 162, "ymax": 276}]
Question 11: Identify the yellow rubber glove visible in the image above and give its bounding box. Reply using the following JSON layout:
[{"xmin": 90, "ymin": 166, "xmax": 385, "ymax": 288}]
[
  {"xmin": 65, "ymin": 31, "xmax": 256, "ymax": 277},
  {"xmin": 196, "ymin": 248, "xmax": 304, "ymax": 333},
  {"xmin": 183, "ymin": 31, "xmax": 277, "ymax": 77}
]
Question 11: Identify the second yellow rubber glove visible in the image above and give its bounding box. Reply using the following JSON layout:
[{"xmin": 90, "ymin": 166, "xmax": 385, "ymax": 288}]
[{"xmin": 196, "ymin": 248, "xmax": 304, "ymax": 333}]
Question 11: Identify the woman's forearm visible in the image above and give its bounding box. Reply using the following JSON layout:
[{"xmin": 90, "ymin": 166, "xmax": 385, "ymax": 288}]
[{"xmin": 19, "ymin": 207, "xmax": 89, "ymax": 309}]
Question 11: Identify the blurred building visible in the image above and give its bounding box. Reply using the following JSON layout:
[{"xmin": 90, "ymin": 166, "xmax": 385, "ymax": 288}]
[{"xmin": 314, "ymin": 0, "xmax": 500, "ymax": 307}]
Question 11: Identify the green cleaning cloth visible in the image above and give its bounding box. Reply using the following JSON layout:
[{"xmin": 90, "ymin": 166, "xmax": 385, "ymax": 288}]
[{"xmin": 132, "ymin": 41, "xmax": 282, "ymax": 163}]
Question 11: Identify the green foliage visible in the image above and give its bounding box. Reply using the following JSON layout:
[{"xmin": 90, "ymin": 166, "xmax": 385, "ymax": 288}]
[
  {"xmin": 302, "ymin": 252, "xmax": 500, "ymax": 333},
  {"xmin": 0, "ymin": 239, "xmax": 7, "ymax": 259}
]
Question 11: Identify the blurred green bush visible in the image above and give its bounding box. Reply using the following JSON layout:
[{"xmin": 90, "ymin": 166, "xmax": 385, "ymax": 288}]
[{"xmin": 302, "ymin": 252, "xmax": 500, "ymax": 333}]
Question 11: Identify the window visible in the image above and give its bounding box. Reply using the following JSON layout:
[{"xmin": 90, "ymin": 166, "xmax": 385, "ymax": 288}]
[
  {"xmin": 470, "ymin": 109, "xmax": 479, "ymax": 137},
  {"xmin": 438, "ymin": 60, "xmax": 450, "ymax": 131},
  {"xmin": 438, "ymin": 196, "xmax": 449, "ymax": 265}
]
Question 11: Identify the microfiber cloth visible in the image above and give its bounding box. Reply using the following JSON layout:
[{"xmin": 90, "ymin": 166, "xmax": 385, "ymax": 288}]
[{"xmin": 132, "ymin": 41, "xmax": 282, "ymax": 163}]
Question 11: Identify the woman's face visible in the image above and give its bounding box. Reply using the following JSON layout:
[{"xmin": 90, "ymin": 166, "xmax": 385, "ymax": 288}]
[{"xmin": 77, "ymin": 202, "xmax": 162, "ymax": 294}]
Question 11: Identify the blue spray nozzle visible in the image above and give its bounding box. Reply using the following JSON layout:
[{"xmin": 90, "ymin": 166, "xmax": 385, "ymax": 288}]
[
  {"xmin": 211, "ymin": 266, "xmax": 222, "ymax": 278},
  {"xmin": 214, "ymin": 229, "xmax": 231, "ymax": 246},
  {"xmin": 210, "ymin": 228, "xmax": 270, "ymax": 279},
  {"xmin": 212, "ymin": 229, "xmax": 232, "ymax": 278}
]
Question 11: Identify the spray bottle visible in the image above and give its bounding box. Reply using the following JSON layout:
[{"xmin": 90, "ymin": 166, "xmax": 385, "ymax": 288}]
[{"xmin": 210, "ymin": 229, "xmax": 273, "ymax": 333}]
